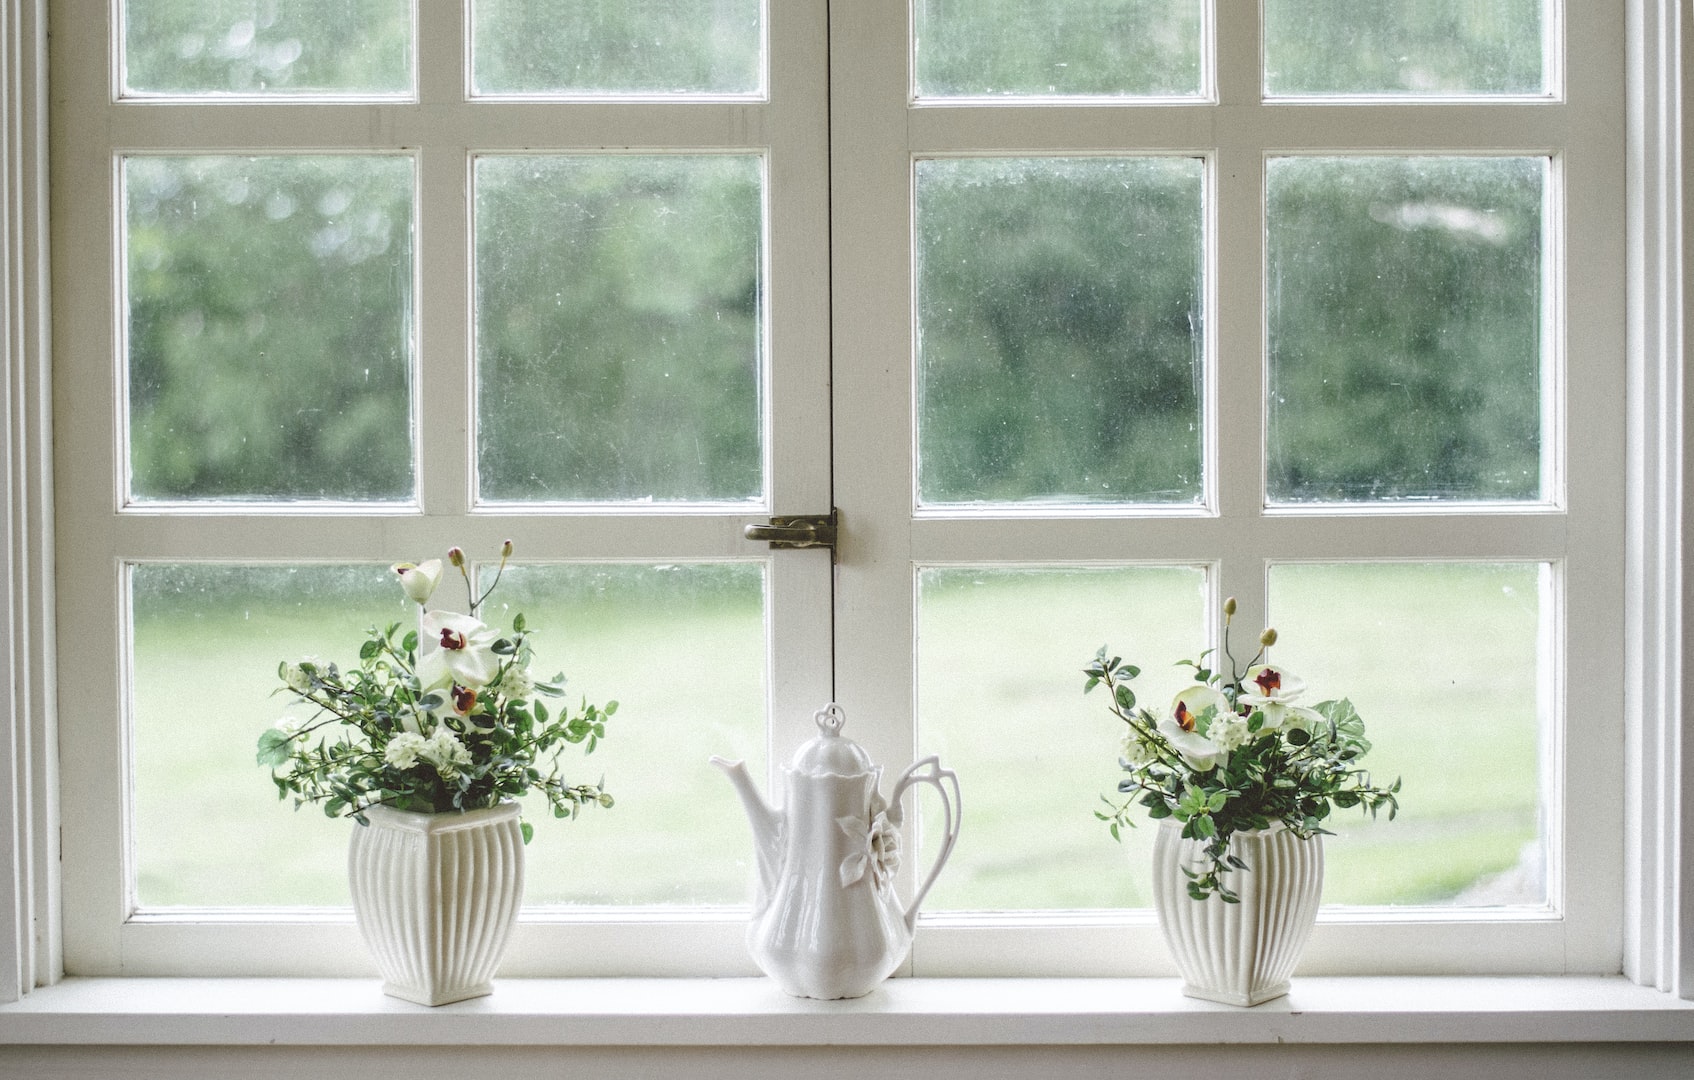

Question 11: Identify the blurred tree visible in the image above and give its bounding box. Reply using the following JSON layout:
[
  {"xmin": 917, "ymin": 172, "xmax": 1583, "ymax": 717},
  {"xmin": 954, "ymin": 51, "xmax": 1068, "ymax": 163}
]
[
  {"xmin": 121, "ymin": 1, "xmax": 1548, "ymax": 507},
  {"xmin": 126, "ymin": 155, "xmax": 414, "ymax": 500},
  {"xmin": 124, "ymin": 0, "xmax": 411, "ymax": 94}
]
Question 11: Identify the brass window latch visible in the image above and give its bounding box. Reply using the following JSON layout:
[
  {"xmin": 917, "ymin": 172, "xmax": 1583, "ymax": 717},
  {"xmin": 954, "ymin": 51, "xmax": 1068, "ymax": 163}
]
[{"xmin": 744, "ymin": 509, "xmax": 839, "ymax": 554}]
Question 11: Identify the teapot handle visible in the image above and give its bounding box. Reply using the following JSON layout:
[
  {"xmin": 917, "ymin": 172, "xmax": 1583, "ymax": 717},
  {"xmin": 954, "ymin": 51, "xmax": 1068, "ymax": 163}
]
[{"xmin": 889, "ymin": 756, "xmax": 962, "ymax": 934}]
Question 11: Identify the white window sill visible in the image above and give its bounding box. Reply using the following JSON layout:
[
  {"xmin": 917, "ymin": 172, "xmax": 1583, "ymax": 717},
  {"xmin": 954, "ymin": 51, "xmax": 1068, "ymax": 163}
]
[{"xmin": 0, "ymin": 976, "xmax": 1690, "ymax": 1047}]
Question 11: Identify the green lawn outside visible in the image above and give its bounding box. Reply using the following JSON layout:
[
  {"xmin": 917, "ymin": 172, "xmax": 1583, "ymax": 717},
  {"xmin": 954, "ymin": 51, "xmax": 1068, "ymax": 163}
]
[{"xmin": 132, "ymin": 561, "xmax": 1544, "ymax": 911}]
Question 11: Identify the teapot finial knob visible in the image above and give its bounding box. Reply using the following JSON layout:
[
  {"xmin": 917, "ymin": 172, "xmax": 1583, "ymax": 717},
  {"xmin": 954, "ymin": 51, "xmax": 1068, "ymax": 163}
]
[{"xmin": 814, "ymin": 702, "xmax": 847, "ymax": 737}]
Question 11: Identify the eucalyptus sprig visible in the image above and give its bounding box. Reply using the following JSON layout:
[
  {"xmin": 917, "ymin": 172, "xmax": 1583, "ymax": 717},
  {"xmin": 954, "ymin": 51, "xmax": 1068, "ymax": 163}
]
[
  {"xmin": 258, "ymin": 543, "xmax": 615, "ymax": 844},
  {"xmin": 1084, "ymin": 598, "xmax": 1399, "ymax": 902}
]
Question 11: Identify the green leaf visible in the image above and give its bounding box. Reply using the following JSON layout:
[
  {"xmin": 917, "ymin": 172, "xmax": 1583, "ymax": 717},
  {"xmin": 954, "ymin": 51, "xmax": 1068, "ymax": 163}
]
[
  {"xmin": 512, "ymin": 612, "xmax": 527, "ymax": 633},
  {"xmin": 520, "ymin": 820, "xmax": 534, "ymax": 845},
  {"xmin": 256, "ymin": 728, "xmax": 295, "ymax": 767},
  {"xmin": 1113, "ymin": 684, "xmax": 1137, "ymax": 711}
]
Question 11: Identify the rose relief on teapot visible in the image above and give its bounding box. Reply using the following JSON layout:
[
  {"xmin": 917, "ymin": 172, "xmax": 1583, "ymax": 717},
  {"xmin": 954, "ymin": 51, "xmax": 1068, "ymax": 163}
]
[{"xmin": 712, "ymin": 703, "xmax": 962, "ymax": 999}]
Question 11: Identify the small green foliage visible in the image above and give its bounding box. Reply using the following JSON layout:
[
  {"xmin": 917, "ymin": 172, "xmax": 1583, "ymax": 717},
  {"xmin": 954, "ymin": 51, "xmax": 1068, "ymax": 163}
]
[
  {"xmin": 261, "ymin": 542, "xmax": 615, "ymax": 841},
  {"xmin": 1083, "ymin": 601, "xmax": 1401, "ymax": 902}
]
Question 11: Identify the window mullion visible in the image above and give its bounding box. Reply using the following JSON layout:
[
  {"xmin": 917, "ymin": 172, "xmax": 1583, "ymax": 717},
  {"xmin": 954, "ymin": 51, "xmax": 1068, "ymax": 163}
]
[{"xmin": 417, "ymin": 145, "xmax": 471, "ymax": 516}]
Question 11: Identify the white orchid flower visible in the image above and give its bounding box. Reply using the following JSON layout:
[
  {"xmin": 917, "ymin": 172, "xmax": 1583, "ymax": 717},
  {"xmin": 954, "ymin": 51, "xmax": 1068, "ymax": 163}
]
[
  {"xmin": 1239, "ymin": 664, "xmax": 1306, "ymax": 707},
  {"xmin": 1274, "ymin": 703, "xmax": 1326, "ymax": 735},
  {"xmin": 391, "ymin": 559, "xmax": 443, "ymax": 606},
  {"xmin": 1157, "ymin": 716, "xmax": 1226, "ymax": 772},
  {"xmin": 1170, "ymin": 684, "xmax": 1229, "ymax": 733},
  {"xmin": 417, "ymin": 610, "xmax": 500, "ymax": 690}
]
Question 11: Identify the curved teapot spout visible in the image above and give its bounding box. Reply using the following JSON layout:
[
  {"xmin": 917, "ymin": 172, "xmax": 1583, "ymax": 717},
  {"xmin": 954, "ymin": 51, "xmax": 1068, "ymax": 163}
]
[{"xmin": 710, "ymin": 756, "xmax": 783, "ymax": 897}]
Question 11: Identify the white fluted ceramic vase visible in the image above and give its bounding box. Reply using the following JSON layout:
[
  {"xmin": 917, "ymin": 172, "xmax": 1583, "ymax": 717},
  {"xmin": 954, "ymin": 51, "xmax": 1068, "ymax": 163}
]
[
  {"xmin": 1152, "ymin": 819, "xmax": 1323, "ymax": 1006},
  {"xmin": 347, "ymin": 801, "xmax": 525, "ymax": 1006}
]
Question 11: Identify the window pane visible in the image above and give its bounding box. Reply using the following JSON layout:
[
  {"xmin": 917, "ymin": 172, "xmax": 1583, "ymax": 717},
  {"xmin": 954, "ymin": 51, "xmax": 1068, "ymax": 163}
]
[
  {"xmin": 916, "ymin": 565, "xmax": 1207, "ymax": 909},
  {"xmin": 913, "ymin": 0, "xmax": 1203, "ymax": 99},
  {"xmin": 478, "ymin": 562, "xmax": 767, "ymax": 906},
  {"xmin": 131, "ymin": 560, "xmax": 766, "ymax": 908},
  {"xmin": 1266, "ymin": 156, "xmax": 1545, "ymax": 504},
  {"xmin": 131, "ymin": 563, "xmax": 411, "ymax": 907},
  {"xmin": 1264, "ymin": 0, "xmax": 1546, "ymax": 97},
  {"xmin": 472, "ymin": 0, "xmax": 763, "ymax": 97},
  {"xmin": 1267, "ymin": 562, "xmax": 1549, "ymax": 907},
  {"xmin": 475, "ymin": 155, "xmax": 763, "ymax": 504},
  {"xmin": 915, "ymin": 157, "xmax": 1205, "ymax": 507},
  {"xmin": 125, "ymin": 156, "xmax": 415, "ymax": 502},
  {"xmin": 123, "ymin": 0, "xmax": 411, "ymax": 96}
]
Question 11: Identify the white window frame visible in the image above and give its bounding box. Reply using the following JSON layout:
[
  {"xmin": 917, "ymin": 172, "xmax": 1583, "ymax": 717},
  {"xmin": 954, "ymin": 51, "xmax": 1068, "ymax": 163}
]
[
  {"xmin": 0, "ymin": 0, "xmax": 1689, "ymax": 1000},
  {"xmin": 836, "ymin": 0, "xmax": 1622, "ymax": 976},
  {"xmin": 43, "ymin": 0, "xmax": 835, "ymax": 978}
]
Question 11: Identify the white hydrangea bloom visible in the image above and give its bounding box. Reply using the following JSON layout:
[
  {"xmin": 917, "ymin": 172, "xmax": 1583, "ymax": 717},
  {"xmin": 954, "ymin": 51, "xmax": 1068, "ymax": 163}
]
[
  {"xmin": 492, "ymin": 666, "xmax": 535, "ymax": 703},
  {"xmin": 273, "ymin": 714, "xmax": 306, "ymax": 735},
  {"xmin": 384, "ymin": 732, "xmax": 427, "ymax": 770},
  {"xmin": 282, "ymin": 657, "xmax": 321, "ymax": 694},
  {"xmin": 421, "ymin": 727, "xmax": 472, "ymax": 775}
]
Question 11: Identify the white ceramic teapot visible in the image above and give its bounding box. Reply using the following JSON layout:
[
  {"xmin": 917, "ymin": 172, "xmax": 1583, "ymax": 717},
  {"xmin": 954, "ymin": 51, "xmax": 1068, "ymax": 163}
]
[{"xmin": 711, "ymin": 703, "xmax": 962, "ymax": 999}]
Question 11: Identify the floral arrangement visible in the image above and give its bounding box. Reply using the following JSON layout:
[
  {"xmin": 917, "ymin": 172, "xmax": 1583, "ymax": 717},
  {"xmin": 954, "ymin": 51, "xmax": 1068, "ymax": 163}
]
[
  {"xmin": 1083, "ymin": 597, "xmax": 1398, "ymax": 902},
  {"xmin": 258, "ymin": 542, "xmax": 615, "ymax": 842}
]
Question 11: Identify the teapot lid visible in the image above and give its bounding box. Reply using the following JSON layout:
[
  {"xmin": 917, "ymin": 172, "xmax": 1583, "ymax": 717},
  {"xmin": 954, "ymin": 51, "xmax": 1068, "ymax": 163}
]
[{"xmin": 789, "ymin": 704, "xmax": 875, "ymax": 776}]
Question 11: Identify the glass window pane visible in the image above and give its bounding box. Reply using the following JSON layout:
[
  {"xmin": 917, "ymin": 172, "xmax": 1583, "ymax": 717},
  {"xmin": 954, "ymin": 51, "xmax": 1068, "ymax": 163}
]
[
  {"xmin": 475, "ymin": 155, "xmax": 764, "ymax": 504},
  {"xmin": 1267, "ymin": 562, "xmax": 1549, "ymax": 907},
  {"xmin": 1264, "ymin": 0, "xmax": 1546, "ymax": 97},
  {"xmin": 124, "ymin": 156, "xmax": 415, "ymax": 503},
  {"xmin": 913, "ymin": 0, "xmax": 1203, "ymax": 99},
  {"xmin": 917, "ymin": 565, "xmax": 1207, "ymax": 910},
  {"xmin": 472, "ymin": 0, "xmax": 763, "ymax": 97},
  {"xmin": 131, "ymin": 560, "xmax": 766, "ymax": 908},
  {"xmin": 131, "ymin": 563, "xmax": 412, "ymax": 906},
  {"xmin": 478, "ymin": 562, "xmax": 767, "ymax": 906},
  {"xmin": 1266, "ymin": 156, "xmax": 1545, "ymax": 504},
  {"xmin": 123, "ymin": 0, "xmax": 411, "ymax": 96},
  {"xmin": 915, "ymin": 157, "xmax": 1205, "ymax": 507}
]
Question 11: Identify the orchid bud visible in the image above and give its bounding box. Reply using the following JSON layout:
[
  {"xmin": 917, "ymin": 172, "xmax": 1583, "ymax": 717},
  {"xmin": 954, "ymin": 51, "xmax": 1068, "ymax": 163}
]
[
  {"xmin": 1223, "ymin": 596, "xmax": 1237, "ymax": 617},
  {"xmin": 1259, "ymin": 627, "xmax": 1278, "ymax": 647},
  {"xmin": 500, "ymin": 538, "xmax": 514, "ymax": 558},
  {"xmin": 391, "ymin": 559, "xmax": 443, "ymax": 605},
  {"xmin": 447, "ymin": 546, "xmax": 465, "ymax": 568}
]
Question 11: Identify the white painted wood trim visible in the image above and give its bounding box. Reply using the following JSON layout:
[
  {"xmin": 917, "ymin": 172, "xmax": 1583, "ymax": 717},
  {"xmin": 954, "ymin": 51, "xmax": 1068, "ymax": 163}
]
[
  {"xmin": 0, "ymin": 975, "xmax": 1690, "ymax": 1047},
  {"xmin": 0, "ymin": 0, "xmax": 57, "ymax": 1004},
  {"xmin": 1, "ymin": 0, "xmax": 1684, "ymax": 1000},
  {"xmin": 1626, "ymin": 0, "xmax": 1694, "ymax": 1000}
]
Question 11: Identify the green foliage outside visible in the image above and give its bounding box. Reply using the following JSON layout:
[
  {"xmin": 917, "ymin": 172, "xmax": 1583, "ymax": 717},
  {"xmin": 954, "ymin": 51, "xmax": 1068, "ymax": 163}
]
[
  {"xmin": 123, "ymin": 4, "xmax": 1551, "ymax": 508},
  {"xmin": 125, "ymin": 155, "xmax": 414, "ymax": 500},
  {"xmin": 473, "ymin": 0, "xmax": 761, "ymax": 95},
  {"xmin": 124, "ymin": 0, "xmax": 411, "ymax": 94},
  {"xmin": 475, "ymin": 155, "xmax": 763, "ymax": 502},
  {"xmin": 916, "ymin": 157, "xmax": 1204, "ymax": 504}
]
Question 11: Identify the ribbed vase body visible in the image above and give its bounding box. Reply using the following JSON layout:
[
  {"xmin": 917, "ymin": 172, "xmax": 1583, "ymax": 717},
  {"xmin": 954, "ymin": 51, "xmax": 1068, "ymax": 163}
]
[
  {"xmin": 347, "ymin": 801, "xmax": 525, "ymax": 1006},
  {"xmin": 1151, "ymin": 820, "xmax": 1323, "ymax": 1006}
]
